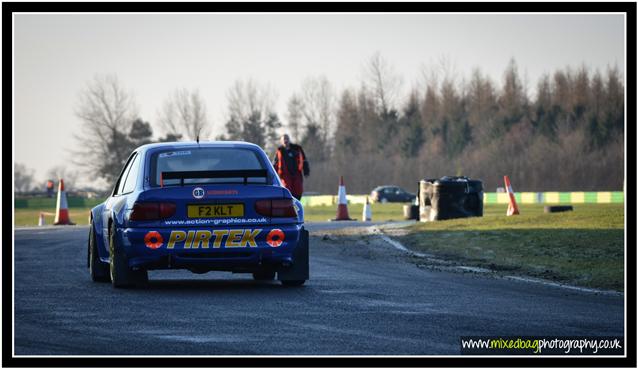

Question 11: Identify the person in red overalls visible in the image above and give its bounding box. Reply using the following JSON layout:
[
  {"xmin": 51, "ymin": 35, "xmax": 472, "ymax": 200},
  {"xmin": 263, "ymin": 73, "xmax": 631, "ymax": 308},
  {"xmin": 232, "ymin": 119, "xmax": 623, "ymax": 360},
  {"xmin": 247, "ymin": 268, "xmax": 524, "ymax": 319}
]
[{"xmin": 272, "ymin": 134, "xmax": 310, "ymax": 200}]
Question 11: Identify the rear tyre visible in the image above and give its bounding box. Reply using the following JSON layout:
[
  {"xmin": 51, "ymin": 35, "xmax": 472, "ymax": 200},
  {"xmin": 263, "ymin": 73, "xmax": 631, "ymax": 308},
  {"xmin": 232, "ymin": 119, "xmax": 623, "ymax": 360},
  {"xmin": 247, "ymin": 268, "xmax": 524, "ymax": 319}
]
[
  {"xmin": 252, "ymin": 271, "xmax": 276, "ymax": 281},
  {"xmin": 89, "ymin": 223, "xmax": 110, "ymax": 282},
  {"xmin": 109, "ymin": 224, "xmax": 147, "ymax": 288},
  {"xmin": 277, "ymin": 229, "xmax": 309, "ymax": 287}
]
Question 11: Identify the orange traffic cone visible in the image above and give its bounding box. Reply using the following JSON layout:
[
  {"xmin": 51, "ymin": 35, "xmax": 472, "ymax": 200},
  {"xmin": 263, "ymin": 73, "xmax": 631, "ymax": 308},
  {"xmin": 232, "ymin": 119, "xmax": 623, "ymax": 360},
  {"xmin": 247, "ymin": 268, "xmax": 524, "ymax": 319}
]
[
  {"xmin": 54, "ymin": 179, "xmax": 75, "ymax": 225},
  {"xmin": 330, "ymin": 176, "xmax": 355, "ymax": 221},
  {"xmin": 38, "ymin": 212, "xmax": 46, "ymax": 226},
  {"xmin": 504, "ymin": 175, "xmax": 520, "ymax": 216}
]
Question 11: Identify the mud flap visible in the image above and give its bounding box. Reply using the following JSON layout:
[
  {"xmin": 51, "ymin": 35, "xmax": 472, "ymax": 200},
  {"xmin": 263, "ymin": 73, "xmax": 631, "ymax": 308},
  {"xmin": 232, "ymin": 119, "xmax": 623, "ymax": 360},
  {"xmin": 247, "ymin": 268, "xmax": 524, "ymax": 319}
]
[{"xmin": 278, "ymin": 228, "xmax": 309, "ymax": 281}]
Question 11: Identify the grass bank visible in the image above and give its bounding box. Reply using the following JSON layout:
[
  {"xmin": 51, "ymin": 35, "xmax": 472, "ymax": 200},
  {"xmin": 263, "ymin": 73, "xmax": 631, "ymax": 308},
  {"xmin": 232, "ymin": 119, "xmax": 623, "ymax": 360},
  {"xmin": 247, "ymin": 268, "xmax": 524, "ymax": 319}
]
[
  {"xmin": 303, "ymin": 202, "xmax": 409, "ymax": 222},
  {"xmin": 14, "ymin": 202, "xmax": 410, "ymax": 226},
  {"xmin": 14, "ymin": 202, "xmax": 625, "ymax": 292},
  {"xmin": 14, "ymin": 208, "xmax": 93, "ymax": 226},
  {"xmin": 14, "ymin": 196, "xmax": 104, "ymax": 226},
  {"xmin": 396, "ymin": 204, "xmax": 624, "ymax": 291}
]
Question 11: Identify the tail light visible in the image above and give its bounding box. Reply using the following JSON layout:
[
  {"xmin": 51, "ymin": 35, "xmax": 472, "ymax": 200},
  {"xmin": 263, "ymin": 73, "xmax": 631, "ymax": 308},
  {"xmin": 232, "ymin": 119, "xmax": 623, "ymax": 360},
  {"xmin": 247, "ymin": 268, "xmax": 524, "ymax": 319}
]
[
  {"xmin": 255, "ymin": 199, "xmax": 297, "ymax": 217},
  {"xmin": 130, "ymin": 202, "xmax": 176, "ymax": 221}
]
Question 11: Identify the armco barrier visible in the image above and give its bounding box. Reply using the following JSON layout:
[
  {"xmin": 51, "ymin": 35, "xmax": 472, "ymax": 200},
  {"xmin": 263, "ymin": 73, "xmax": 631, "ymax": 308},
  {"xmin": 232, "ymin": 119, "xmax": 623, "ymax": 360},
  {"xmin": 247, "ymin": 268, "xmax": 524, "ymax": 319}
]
[{"xmin": 300, "ymin": 192, "xmax": 624, "ymax": 207}]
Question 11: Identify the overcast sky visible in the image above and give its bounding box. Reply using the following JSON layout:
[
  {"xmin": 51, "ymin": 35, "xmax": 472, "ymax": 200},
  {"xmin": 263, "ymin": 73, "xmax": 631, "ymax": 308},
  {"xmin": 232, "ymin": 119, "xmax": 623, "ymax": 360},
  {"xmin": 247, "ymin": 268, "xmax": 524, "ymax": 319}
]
[{"xmin": 13, "ymin": 13, "xmax": 625, "ymax": 187}]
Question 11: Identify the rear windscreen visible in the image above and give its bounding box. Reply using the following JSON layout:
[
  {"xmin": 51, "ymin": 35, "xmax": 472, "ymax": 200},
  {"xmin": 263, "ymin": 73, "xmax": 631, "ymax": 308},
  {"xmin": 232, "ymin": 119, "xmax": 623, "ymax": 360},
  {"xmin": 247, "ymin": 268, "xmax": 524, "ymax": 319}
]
[{"xmin": 150, "ymin": 148, "xmax": 267, "ymax": 186}]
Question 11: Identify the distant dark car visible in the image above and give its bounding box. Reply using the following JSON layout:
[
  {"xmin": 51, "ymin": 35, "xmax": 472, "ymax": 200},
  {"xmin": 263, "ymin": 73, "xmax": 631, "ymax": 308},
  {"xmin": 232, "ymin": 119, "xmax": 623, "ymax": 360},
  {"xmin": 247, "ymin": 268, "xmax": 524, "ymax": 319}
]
[{"xmin": 370, "ymin": 186, "xmax": 416, "ymax": 203}]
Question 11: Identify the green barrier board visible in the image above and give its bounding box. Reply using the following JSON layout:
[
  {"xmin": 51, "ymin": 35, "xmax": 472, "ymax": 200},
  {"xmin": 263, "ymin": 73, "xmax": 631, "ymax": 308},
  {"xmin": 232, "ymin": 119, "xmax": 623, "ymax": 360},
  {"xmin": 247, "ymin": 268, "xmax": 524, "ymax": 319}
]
[{"xmin": 297, "ymin": 192, "xmax": 624, "ymax": 206}]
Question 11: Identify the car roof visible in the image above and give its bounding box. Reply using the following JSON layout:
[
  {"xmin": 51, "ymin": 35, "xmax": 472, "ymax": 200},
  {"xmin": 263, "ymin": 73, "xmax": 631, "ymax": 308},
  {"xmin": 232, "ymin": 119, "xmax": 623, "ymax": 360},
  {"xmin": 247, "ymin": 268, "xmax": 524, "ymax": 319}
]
[
  {"xmin": 374, "ymin": 185, "xmax": 399, "ymax": 190},
  {"xmin": 135, "ymin": 141, "xmax": 265, "ymax": 154}
]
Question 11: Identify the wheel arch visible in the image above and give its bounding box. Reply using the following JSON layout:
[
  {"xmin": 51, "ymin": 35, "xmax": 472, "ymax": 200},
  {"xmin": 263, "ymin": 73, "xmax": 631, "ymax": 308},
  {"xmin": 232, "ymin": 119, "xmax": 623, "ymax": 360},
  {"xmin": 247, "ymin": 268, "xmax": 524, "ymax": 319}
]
[{"xmin": 89, "ymin": 203, "xmax": 110, "ymax": 260}]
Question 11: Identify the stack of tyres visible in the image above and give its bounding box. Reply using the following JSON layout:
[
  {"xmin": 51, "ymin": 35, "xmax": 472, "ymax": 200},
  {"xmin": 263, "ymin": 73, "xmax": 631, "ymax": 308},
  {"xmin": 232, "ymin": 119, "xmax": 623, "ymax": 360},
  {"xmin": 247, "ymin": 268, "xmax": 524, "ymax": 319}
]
[{"xmin": 418, "ymin": 176, "xmax": 483, "ymax": 222}]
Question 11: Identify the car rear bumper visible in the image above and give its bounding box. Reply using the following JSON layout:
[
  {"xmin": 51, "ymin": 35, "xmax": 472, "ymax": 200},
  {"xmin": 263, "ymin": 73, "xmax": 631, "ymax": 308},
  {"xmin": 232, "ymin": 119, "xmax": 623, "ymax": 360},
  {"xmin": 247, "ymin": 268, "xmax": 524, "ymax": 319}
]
[{"xmin": 117, "ymin": 224, "xmax": 304, "ymax": 271}]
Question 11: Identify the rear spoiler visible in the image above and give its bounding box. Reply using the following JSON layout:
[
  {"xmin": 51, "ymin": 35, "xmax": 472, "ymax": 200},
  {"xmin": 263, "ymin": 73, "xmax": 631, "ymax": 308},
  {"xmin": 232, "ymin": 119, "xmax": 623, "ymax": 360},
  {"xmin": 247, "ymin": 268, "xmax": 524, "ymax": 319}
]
[{"xmin": 160, "ymin": 170, "xmax": 268, "ymax": 187}]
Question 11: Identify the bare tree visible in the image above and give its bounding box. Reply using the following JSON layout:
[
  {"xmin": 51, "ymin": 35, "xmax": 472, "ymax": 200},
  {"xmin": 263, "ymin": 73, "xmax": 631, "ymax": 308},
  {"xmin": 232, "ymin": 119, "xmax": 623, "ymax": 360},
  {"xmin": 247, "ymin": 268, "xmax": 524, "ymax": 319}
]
[
  {"xmin": 222, "ymin": 79, "xmax": 281, "ymax": 152},
  {"xmin": 285, "ymin": 94, "xmax": 304, "ymax": 142},
  {"xmin": 46, "ymin": 165, "xmax": 79, "ymax": 191},
  {"xmin": 14, "ymin": 163, "xmax": 35, "ymax": 193},
  {"xmin": 552, "ymin": 68, "xmax": 572, "ymax": 127},
  {"xmin": 533, "ymin": 73, "xmax": 556, "ymax": 136},
  {"xmin": 420, "ymin": 55, "xmax": 458, "ymax": 96},
  {"xmin": 334, "ymin": 89, "xmax": 361, "ymax": 157},
  {"xmin": 396, "ymin": 89, "xmax": 424, "ymax": 158},
  {"xmin": 421, "ymin": 72, "xmax": 440, "ymax": 137},
  {"xmin": 604, "ymin": 65, "xmax": 624, "ymax": 133},
  {"xmin": 467, "ymin": 68, "xmax": 499, "ymax": 143},
  {"xmin": 226, "ymin": 79, "xmax": 277, "ymax": 122},
  {"xmin": 73, "ymin": 74, "xmax": 138, "ymax": 185},
  {"xmin": 498, "ymin": 59, "xmax": 527, "ymax": 129},
  {"xmin": 299, "ymin": 76, "xmax": 336, "ymax": 145},
  {"xmin": 364, "ymin": 52, "xmax": 403, "ymax": 115},
  {"xmin": 158, "ymin": 88, "xmax": 209, "ymax": 140}
]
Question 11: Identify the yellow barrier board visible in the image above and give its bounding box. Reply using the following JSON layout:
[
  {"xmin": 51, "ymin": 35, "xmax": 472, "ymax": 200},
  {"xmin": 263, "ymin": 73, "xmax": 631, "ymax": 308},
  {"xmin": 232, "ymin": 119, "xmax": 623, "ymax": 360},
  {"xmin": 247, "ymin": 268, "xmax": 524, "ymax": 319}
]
[
  {"xmin": 307, "ymin": 195, "xmax": 334, "ymax": 207},
  {"xmin": 571, "ymin": 192, "xmax": 585, "ymax": 203},
  {"xmin": 520, "ymin": 192, "xmax": 536, "ymax": 204},
  {"xmin": 496, "ymin": 193, "xmax": 510, "ymax": 204},
  {"xmin": 597, "ymin": 192, "xmax": 612, "ymax": 203},
  {"xmin": 544, "ymin": 192, "xmax": 560, "ymax": 203},
  {"xmin": 346, "ymin": 195, "xmax": 369, "ymax": 205}
]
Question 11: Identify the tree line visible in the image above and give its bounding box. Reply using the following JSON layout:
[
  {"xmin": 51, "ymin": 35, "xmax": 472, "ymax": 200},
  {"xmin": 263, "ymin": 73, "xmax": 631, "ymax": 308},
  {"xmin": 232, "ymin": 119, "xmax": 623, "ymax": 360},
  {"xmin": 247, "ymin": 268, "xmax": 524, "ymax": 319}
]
[{"xmin": 71, "ymin": 54, "xmax": 624, "ymax": 194}]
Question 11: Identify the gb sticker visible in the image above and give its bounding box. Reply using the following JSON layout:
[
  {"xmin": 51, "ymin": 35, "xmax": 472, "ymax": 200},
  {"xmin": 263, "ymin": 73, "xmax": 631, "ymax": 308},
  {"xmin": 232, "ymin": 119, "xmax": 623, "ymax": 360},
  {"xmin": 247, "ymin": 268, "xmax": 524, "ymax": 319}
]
[{"xmin": 192, "ymin": 187, "xmax": 205, "ymax": 199}]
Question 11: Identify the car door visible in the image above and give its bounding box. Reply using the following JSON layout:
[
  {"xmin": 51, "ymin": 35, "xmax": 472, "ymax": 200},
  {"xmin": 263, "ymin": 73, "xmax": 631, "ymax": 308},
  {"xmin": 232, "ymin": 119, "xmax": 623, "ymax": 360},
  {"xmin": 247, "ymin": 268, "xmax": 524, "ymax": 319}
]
[
  {"xmin": 381, "ymin": 187, "xmax": 390, "ymax": 201},
  {"xmin": 381, "ymin": 188, "xmax": 391, "ymax": 202},
  {"xmin": 397, "ymin": 188, "xmax": 409, "ymax": 202}
]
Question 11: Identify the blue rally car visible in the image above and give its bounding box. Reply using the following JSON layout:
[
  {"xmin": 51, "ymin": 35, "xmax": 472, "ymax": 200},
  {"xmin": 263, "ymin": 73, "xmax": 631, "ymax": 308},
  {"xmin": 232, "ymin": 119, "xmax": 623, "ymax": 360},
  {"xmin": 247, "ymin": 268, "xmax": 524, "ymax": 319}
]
[{"xmin": 87, "ymin": 141, "xmax": 309, "ymax": 288}]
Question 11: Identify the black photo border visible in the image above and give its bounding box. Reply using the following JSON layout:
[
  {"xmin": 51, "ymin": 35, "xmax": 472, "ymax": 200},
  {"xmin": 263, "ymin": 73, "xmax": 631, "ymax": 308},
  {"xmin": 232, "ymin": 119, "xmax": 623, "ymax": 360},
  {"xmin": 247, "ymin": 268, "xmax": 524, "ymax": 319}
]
[{"xmin": 3, "ymin": 2, "xmax": 636, "ymax": 367}]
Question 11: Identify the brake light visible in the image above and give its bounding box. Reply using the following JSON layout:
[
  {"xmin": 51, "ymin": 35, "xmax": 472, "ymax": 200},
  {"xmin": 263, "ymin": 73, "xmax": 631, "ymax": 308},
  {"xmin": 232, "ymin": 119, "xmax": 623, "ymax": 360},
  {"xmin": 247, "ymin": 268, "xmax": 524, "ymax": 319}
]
[
  {"xmin": 254, "ymin": 199, "xmax": 297, "ymax": 217},
  {"xmin": 130, "ymin": 202, "xmax": 176, "ymax": 221}
]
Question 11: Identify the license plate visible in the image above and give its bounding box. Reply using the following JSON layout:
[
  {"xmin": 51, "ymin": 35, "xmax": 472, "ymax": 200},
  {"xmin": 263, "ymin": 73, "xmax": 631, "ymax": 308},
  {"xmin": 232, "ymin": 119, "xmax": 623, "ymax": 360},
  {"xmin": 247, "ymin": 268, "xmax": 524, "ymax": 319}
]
[{"xmin": 187, "ymin": 204, "xmax": 244, "ymax": 218}]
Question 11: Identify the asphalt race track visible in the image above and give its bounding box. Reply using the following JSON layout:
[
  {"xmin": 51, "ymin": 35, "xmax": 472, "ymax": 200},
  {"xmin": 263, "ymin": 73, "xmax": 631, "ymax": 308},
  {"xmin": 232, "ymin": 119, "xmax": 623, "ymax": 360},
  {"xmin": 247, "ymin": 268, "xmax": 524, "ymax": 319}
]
[{"xmin": 13, "ymin": 223, "xmax": 624, "ymax": 355}]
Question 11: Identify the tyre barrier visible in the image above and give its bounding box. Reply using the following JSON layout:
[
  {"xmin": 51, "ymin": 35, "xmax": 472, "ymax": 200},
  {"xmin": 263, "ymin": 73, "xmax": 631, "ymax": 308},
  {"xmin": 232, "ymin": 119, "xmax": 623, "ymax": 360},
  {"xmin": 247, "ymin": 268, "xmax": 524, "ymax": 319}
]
[
  {"xmin": 544, "ymin": 205, "xmax": 574, "ymax": 213},
  {"xmin": 403, "ymin": 204, "xmax": 419, "ymax": 220}
]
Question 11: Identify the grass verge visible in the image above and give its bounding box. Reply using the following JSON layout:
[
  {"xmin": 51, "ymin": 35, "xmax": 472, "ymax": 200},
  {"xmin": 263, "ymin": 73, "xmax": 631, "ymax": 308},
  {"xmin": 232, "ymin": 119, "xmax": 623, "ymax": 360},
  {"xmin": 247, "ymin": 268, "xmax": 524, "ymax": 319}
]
[
  {"xmin": 396, "ymin": 204, "xmax": 624, "ymax": 291},
  {"xmin": 14, "ymin": 202, "xmax": 411, "ymax": 226},
  {"xmin": 14, "ymin": 202, "xmax": 625, "ymax": 292},
  {"xmin": 303, "ymin": 202, "xmax": 409, "ymax": 222},
  {"xmin": 14, "ymin": 208, "xmax": 93, "ymax": 226}
]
